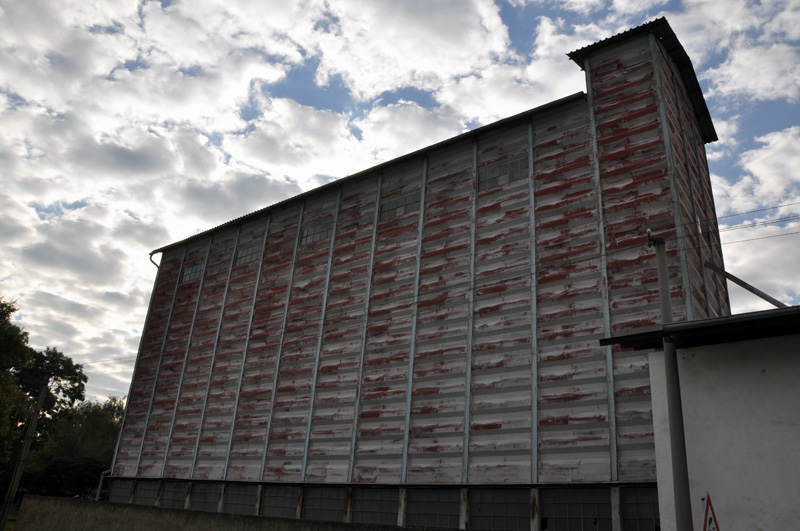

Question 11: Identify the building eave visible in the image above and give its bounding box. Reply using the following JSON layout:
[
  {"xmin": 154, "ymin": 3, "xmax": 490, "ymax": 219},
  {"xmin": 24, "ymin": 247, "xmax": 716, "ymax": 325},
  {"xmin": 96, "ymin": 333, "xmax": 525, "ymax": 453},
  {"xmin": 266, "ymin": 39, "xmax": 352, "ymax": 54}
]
[
  {"xmin": 600, "ymin": 306, "xmax": 800, "ymax": 350},
  {"xmin": 567, "ymin": 17, "xmax": 717, "ymax": 144}
]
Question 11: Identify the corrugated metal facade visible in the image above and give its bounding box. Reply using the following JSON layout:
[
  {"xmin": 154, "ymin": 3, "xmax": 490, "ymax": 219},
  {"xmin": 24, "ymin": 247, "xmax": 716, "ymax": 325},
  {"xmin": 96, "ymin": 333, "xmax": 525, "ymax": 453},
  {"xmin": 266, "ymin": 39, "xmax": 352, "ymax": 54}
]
[{"xmin": 112, "ymin": 18, "xmax": 727, "ymax": 527}]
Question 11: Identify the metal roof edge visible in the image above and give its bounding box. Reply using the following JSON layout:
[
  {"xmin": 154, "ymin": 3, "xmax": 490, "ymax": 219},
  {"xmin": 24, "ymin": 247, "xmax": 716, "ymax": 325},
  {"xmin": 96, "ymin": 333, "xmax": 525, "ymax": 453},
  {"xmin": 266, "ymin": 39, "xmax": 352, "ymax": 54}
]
[
  {"xmin": 600, "ymin": 306, "xmax": 800, "ymax": 350},
  {"xmin": 151, "ymin": 91, "xmax": 588, "ymax": 254},
  {"xmin": 567, "ymin": 17, "xmax": 717, "ymax": 145}
]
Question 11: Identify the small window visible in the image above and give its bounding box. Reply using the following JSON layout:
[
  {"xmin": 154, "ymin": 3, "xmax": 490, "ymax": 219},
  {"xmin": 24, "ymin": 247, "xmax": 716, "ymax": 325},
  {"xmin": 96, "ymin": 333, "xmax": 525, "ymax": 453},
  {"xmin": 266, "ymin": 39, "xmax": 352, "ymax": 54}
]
[
  {"xmin": 301, "ymin": 220, "xmax": 333, "ymax": 245},
  {"xmin": 478, "ymin": 154, "xmax": 529, "ymax": 191},
  {"xmin": 181, "ymin": 263, "xmax": 203, "ymax": 283},
  {"xmin": 235, "ymin": 244, "xmax": 261, "ymax": 266},
  {"xmin": 380, "ymin": 190, "xmax": 421, "ymax": 222}
]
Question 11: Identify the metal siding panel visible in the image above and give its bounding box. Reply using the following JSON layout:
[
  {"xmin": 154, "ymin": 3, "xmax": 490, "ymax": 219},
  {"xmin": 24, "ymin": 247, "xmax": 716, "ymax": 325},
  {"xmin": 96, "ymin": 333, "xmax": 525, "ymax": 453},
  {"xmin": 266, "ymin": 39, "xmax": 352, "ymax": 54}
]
[
  {"xmin": 353, "ymin": 161, "xmax": 423, "ymax": 484},
  {"xmin": 470, "ymin": 122, "xmax": 533, "ymax": 484},
  {"xmin": 406, "ymin": 141, "xmax": 473, "ymax": 485},
  {"xmin": 165, "ymin": 230, "xmax": 237, "ymax": 478},
  {"xmin": 223, "ymin": 217, "xmax": 271, "ymax": 479},
  {"xmin": 137, "ymin": 241, "xmax": 210, "ymax": 478},
  {"xmin": 114, "ymin": 248, "xmax": 184, "ymax": 477},
  {"xmin": 226, "ymin": 205, "xmax": 301, "ymax": 481}
]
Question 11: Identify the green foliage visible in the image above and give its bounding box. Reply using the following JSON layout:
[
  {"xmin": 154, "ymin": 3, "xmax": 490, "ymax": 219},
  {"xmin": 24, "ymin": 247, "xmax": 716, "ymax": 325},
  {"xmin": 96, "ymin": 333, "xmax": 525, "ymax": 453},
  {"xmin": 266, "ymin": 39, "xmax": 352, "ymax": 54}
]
[
  {"xmin": 24, "ymin": 397, "xmax": 124, "ymax": 497},
  {"xmin": 0, "ymin": 296, "xmax": 89, "ymax": 495}
]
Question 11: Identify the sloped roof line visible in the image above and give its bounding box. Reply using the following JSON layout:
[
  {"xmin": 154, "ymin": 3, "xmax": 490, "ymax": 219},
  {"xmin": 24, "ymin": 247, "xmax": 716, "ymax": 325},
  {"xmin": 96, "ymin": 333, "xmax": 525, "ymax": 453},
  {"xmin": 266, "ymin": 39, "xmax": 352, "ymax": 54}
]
[
  {"xmin": 152, "ymin": 91, "xmax": 587, "ymax": 254},
  {"xmin": 567, "ymin": 17, "xmax": 717, "ymax": 144}
]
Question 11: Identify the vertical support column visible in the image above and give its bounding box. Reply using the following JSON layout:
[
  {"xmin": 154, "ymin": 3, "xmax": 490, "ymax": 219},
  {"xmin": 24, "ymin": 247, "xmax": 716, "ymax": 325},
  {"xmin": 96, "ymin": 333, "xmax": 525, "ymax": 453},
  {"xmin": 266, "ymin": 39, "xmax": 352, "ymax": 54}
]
[
  {"xmin": 191, "ymin": 226, "xmax": 241, "ymax": 477},
  {"xmin": 651, "ymin": 237, "xmax": 693, "ymax": 531},
  {"xmin": 584, "ymin": 57, "xmax": 619, "ymax": 481},
  {"xmin": 223, "ymin": 217, "xmax": 271, "ymax": 478},
  {"xmin": 461, "ymin": 140, "xmax": 478, "ymax": 484},
  {"xmin": 301, "ymin": 187, "xmax": 342, "ymax": 480},
  {"xmin": 164, "ymin": 239, "xmax": 213, "ymax": 474},
  {"xmin": 217, "ymin": 483, "xmax": 226, "ymax": 513},
  {"xmin": 648, "ymin": 33, "xmax": 693, "ymax": 322},
  {"xmin": 530, "ymin": 488, "xmax": 540, "ymax": 531},
  {"xmin": 459, "ymin": 488, "xmax": 469, "ymax": 530},
  {"xmin": 611, "ymin": 486, "xmax": 622, "ymax": 531},
  {"xmin": 296, "ymin": 486, "xmax": 305, "ymax": 520},
  {"xmin": 154, "ymin": 481, "xmax": 164, "ymax": 507},
  {"xmin": 260, "ymin": 203, "xmax": 305, "ymax": 480},
  {"xmin": 397, "ymin": 488, "xmax": 408, "ymax": 527},
  {"xmin": 526, "ymin": 120, "xmax": 539, "ymax": 484},
  {"xmin": 344, "ymin": 487, "xmax": 353, "ymax": 523},
  {"xmin": 254, "ymin": 484, "xmax": 263, "ymax": 516},
  {"xmin": 348, "ymin": 174, "xmax": 383, "ymax": 483},
  {"xmin": 400, "ymin": 158, "xmax": 428, "ymax": 484},
  {"xmin": 184, "ymin": 482, "xmax": 192, "ymax": 509},
  {"xmin": 133, "ymin": 247, "xmax": 187, "ymax": 474}
]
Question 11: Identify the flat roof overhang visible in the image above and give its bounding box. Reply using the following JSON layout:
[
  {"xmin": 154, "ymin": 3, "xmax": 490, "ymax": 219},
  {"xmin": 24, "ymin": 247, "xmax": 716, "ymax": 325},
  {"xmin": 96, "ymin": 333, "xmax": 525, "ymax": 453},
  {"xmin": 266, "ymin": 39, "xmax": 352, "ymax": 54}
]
[{"xmin": 600, "ymin": 306, "xmax": 800, "ymax": 350}]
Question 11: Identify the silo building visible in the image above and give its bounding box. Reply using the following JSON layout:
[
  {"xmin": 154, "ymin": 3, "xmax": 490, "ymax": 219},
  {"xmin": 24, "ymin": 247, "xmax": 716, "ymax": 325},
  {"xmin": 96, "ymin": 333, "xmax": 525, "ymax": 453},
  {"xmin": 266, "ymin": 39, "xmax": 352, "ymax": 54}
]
[{"xmin": 111, "ymin": 18, "xmax": 727, "ymax": 530}]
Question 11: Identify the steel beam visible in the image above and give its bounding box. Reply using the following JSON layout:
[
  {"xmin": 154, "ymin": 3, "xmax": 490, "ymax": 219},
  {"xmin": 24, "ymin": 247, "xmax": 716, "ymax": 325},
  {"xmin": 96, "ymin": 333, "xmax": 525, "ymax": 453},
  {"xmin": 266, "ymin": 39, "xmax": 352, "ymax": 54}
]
[
  {"xmin": 301, "ymin": 187, "xmax": 342, "ymax": 480},
  {"xmin": 223, "ymin": 216, "xmax": 271, "ymax": 479},
  {"xmin": 260, "ymin": 203, "xmax": 305, "ymax": 480},
  {"xmin": 191, "ymin": 226, "xmax": 241, "ymax": 478},
  {"xmin": 163, "ymin": 238, "xmax": 213, "ymax": 475},
  {"xmin": 129, "ymin": 246, "xmax": 185, "ymax": 475},
  {"xmin": 526, "ymin": 120, "xmax": 540, "ymax": 483},
  {"xmin": 348, "ymin": 174, "xmax": 383, "ymax": 483},
  {"xmin": 584, "ymin": 56, "xmax": 618, "ymax": 481},
  {"xmin": 400, "ymin": 158, "xmax": 428, "ymax": 484}
]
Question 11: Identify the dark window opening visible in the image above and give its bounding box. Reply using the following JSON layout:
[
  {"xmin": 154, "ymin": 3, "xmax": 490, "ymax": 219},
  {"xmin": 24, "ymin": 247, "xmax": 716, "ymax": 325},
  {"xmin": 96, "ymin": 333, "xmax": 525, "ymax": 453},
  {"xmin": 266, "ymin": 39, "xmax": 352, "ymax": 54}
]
[
  {"xmin": 380, "ymin": 190, "xmax": 421, "ymax": 221},
  {"xmin": 181, "ymin": 263, "xmax": 203, "ymax": 283},
  {"xmin": 478, "ymin": 154, "xmax": 529, "ymax": 191},
  {"xmin": 301, "ymin": 220, "xmax": 333, "ymax": 245},
  {"xmin": 235, "ymin": 244, "xmax": 261, "ymax": 266}
]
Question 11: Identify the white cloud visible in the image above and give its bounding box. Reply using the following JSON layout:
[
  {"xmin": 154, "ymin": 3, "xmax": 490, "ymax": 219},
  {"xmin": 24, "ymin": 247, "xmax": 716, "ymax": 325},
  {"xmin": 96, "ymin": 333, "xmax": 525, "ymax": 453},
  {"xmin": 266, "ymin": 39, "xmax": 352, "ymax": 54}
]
[
  {"xmin": 611, "ymin": 0, "xmax": 668, "ymax": 15},
  {"xmin": 703, "ymin": 42, "xmax": 800, "ymax": 101},
  {"xmin": 507, "ymin": 0, "xmax": 605, "ymax": 15},
  {"xmin": 704, "ymin": 116, "xmax": 740, "ymax": 162},
  {"xmin": 740, "ymin": 126, "xmax": 800, "ymax": 202},
  {"xmin": 312, "ymin": 0, "xmax": 511, "ymax": 101}
]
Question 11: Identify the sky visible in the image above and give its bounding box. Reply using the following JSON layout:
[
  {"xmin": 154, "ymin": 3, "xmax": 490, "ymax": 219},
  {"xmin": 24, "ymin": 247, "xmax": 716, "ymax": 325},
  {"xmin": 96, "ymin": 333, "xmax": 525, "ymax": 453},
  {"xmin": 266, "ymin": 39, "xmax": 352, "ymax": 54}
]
[{"xmin": 1, "ymin": 0, "xmax": 799, "ymax": 401}]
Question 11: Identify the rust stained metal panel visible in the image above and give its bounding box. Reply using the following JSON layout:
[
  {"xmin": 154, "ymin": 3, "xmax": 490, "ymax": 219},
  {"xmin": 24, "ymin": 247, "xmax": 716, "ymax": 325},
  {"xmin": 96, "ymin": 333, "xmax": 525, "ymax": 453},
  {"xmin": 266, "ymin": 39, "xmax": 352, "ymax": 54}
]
[
  {"xmin": 406, "ymin": 141, "xmax": 472, "ymax": 485},
  {"xmin": 468, "ymin": 123, "xmax": 534, "ymax": 484},
  {"xmin": 533, "ymin": 100, "xmax": 613, "ymax": 483},
  {"xmin": 352, "ymin": 160, "xmax": 423, "ymax": 484},
  {"xmin": 136, "ymin": 241, "xmax": 210, "ymax": 478},
  {"xmin": 306, "ymin": 176, "xmax": 379, "ymax": 484},
  {"xmin": 164, "ymin": 229, "xmax": 238, "ymax": 479},
  {"xmin": 654, "ymin": 37, "xmax": 729, "ymax": 319},
  {"xmin": 226, "ymin": 205, "xmax": 301, "ymax": 481},
  {"xmin": 263, "ymin": 193, "xmax": 338, "ymax": 482},
  {"xmin": 193, "ymin": 219, "xmax": 270, "ymax": 480},
  {"xmin": 113, "ymin": 248, "xmax": 184, "ymax": 477}
]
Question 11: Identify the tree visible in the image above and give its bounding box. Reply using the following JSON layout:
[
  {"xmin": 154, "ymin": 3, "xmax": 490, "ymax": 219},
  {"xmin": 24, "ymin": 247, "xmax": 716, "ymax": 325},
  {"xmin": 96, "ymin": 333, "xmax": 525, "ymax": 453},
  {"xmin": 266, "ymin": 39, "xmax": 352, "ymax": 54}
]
[
  {"xmin": 24, "ymin": 397, "xmax": 124, "ymax": 497},
  {"xmin": 0, "ymin": 297, "xmax": 87, "ymax": 491}
]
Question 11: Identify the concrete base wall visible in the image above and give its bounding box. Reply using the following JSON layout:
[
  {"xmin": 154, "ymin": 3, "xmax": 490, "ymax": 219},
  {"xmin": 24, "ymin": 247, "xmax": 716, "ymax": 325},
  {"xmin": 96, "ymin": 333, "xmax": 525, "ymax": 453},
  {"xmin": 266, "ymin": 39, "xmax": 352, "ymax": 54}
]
[
  {"xmin": 679, "ymin": 333, "xmax": 800, "ymax": 529},
  {"xmin": 16, "ymin": 496, "xmax": 417, "ymax": 531}
]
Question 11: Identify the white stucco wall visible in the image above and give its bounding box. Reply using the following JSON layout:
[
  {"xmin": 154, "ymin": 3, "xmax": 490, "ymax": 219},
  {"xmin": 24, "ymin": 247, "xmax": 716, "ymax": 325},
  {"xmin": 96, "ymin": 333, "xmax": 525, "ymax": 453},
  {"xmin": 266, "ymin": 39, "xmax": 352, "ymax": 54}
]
[{"xmin": 678, "ymin": 333, "xmax": 800, "ymax": 530}]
